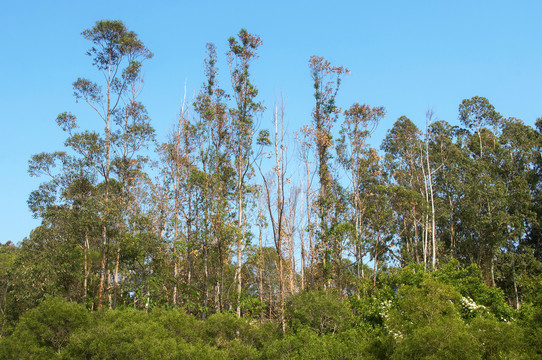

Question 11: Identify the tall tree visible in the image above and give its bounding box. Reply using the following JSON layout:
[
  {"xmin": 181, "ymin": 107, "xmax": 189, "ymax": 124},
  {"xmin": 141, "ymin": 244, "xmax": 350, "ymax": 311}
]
[
  {"xmin": 309, "ymin": 56, "xmax": 348, "ymax": 288},
  {"xmin": 337, "ymin": 103, "xmax": 384, "ymax": 290},
  {"xmin": 193, "ymin": 42, "xmax": 234, "ymax": 314},
  {"xmin": 33, "ymin": 20, "xmax": 152, "ymax": 310},
  {"xmin": 227, "ymin": 29, "xmax": 264, "ymax": 316},
  {"xmin": 381, "ymin": 116, "xmax": 426, "ymax": 265},
  {"xmin": 258, "ymin": 103, "xmax": 288, "ymax": 332}
]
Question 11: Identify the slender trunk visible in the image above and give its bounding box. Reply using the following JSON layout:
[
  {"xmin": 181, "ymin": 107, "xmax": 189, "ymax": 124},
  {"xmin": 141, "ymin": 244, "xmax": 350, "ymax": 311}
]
[
  {"xmin": 420, "ymin": 144, "xmax": 429, "ymax": 270},
  {"xmin": 187, "ymin": 198, "xmax": 192, "ymax": 287},
  {"xmin": 288, "ymin": 220, "xmax": 295, "ymax": 295},
  {"xmin": 172, "ymin": 115, "xmax": 183, "ymax": 306},
  {"xmin": 268, "ymin": 274, "xmax": 273, "ymax": 319},
  {"xmin": 299, "ymin": 192, "xmax": 305, "ymax": 291},
  {"xmin": 107, "ymin": 269, "xmax": 112, "ymax": 309},
  {"xmin": 276, "ymin": 108, "xmax": 286, "ymax": 331},
  {"xmin": 429, "ymin": 180, "xmax": 436, "ymax": 269},
  {"xmin": 258, "ymin": 217, "xmax": 264, "ymax": 322},
  {"xmin": 83, "ymin": 231, "xmax": 89, "ymax": 306},
  {"xmin": 97, "ymin": 224, "xmax": 107, "ymax": 310},
  {"xmin": 279, "ymin": 253, "xmax": 285, "ymax": 333},
  {"xmin": 173, "ymin": 264, "xmax": 178, "ymax": 306},
  {"xmin": 236, "ymin": 181, "xmax": 243, "ymax": 317},
  {"xmin": 413, "ymin": 212, "xmax": 419, "ymax": 264},
  {"xmin": 145, "ymin": 287, "xmax": 150, "ymax": 312},
  {"xmin": 477, "ymin": 126, "xmax": 483, "ymax": 158},
  {"xmin": 449, "ymin": 194, "xmax": 455, "ymax": 253},
  {"xmin": 202, "ymin": 234, "xmax": 208, "ymax": 319},
  {"xmin": 355, "ymin": 199, "xmax": 362, "ymax": 296},
  {"xmin": 172, "ymin": 178, "xmax": 179, "ymax": 306},
  {"xmin": 512, "ymin": 256, "xmax": 519, "ymax": 309},
  {"xmin": 97, "ymin": 61, "xmax": 112, "ymax": 311},
  {"xmin": 425, "ymin": 116, "xmax": 437, "ymax": 270},
  {"xmin": 306, "ymin": 163, "xmax": 314, "ymax": 287},
  {"xmin": 373, "ymin": 235, "xmax": 379, "ymax": 289},
  {"xmin": 218, "ymin": 238, "xmax": 224, "ymax": 312},
  {"xmin": 113, "ymin": 244, "xmax": 119, "ymax": 309},
  {"xmin": 490, "ymin": 256, "xmax": 496, "ymax": 287}
]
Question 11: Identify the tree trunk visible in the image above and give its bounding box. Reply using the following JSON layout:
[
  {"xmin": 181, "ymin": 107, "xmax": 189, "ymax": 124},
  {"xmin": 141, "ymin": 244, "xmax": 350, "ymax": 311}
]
[
  {"xmin": 83, "ymin": 231, "xmax": 89, "ymax": 306},
  {"xmin": 113, "ymin": 243, "xmax": 120, "ymax": 309}
]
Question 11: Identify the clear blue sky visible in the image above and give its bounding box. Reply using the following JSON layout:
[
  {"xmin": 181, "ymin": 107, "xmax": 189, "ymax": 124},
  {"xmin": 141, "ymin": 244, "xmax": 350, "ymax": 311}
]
[{"xmin": 2, "ymin": 0, "xmax": 542, "ymax": 244}]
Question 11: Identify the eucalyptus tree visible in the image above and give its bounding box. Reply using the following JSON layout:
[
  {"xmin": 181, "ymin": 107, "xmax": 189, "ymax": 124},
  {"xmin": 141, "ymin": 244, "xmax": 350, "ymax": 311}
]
[
  {"xmin": 193, "ymin": 42, "xmax": 235, "ymax": 314},
  {"xmin": 427, "ymin": 120, "xmax": 465, "ymax": 258},
  {"xmin": 28, "ymin": 149, "xmax": 102, "ymax": 307},
  {"xmin": 381, "ymin": 116, "xmax": 427, "ymax": 265},
  {"xmin": 308, "ymin": 56, "xmax": 348, "ymax": 288},
  {"xmin": 157, "ymin": 98, "xmax": 197, "ymax": 307},
  {"xmin": 227, "ymin": 29, "xmax": 264, "ymax": 316},
  {"xmin": 258, "ymin": 103, "xmax": 288, "ymax": 332},
  {"xmin": 490, "ymin": 116, "xmax": 538, "ymax": 303},
  {"xmin": 455, "ymin": 97, "xmax": 509, "ymax": 284},
  {"xmin": 337, "ymin": 103, "xmax": 384, "ymax": 289},
  {"xmin": 296, "ymin": 127, "xmax": 317, "ymax": 287},
  {"xmin": 30, "ymin": 20, "xmax": 152, "ymax": 309},
  {"xmin": 459, "ymin": 96, "xmax": 502, "ymax": 159},
  {"xmin": 524, "ymin": 118, "xmax": 542, "ymax": 265}
]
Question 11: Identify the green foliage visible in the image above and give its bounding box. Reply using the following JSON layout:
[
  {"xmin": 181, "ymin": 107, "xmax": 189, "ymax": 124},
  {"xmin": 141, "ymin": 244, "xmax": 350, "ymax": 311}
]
[
  {"xmin": 64, "ymin": 308, "xmax": 221, "ymax": 360},
  {"xmin": 524, "ymin": 308, "xmax": 542, "ymax": 359},
  {"xmin": 0, "ymin": 297, "xmax": 88, "ymax": 359},
  {"xmin": 469, "ymin": 316, "xmax": 530, "ymax": 360},
  {"xmin": 6, "ymin": 227, "xmax": 85, "ymax": 319},
  {"xmin": 81, "ymin": 19, "xmax": 152, "ymax": 71},
  {"xmin": 434, "ymin": 260, "xmax": 514, "ymax": 320},
  {"xmin": 262, "ymin": 327, "xmax": 392, "ymax": 360},
  {"xmin": 202, "ymin": 312, "xmax": 256, "ymax": 348},
  {"xmin": 391, "ymin": 317, "xmax": 480, "ymax": 360},
  {"xmin": 387, "ymin": 279, "xmax": 480, "ymax": 360},
  {"xmin": 286, "ymin": 290, "xmax": 352, "ymax": 335},
  {"xmin": 0, "ymin": 242, "xmax": 19, "ymax": 336}
]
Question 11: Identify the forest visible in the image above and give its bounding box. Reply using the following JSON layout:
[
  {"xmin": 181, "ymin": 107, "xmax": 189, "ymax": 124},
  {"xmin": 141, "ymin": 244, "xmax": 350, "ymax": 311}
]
[{"xmin": 1, "ymin": 19, "xmax": 541, "ymax": 359}]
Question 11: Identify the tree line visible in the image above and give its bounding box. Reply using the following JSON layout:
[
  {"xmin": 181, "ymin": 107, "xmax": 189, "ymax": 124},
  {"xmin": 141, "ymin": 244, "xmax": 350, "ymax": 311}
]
[{"xmin": 1, "ymin": 20, "xmax": 541, "ymax": 358}]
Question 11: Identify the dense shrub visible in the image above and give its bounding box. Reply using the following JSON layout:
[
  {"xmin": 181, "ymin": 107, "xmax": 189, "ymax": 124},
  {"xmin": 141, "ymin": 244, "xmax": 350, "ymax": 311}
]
[
  {"xmin": 0, "ymin": 297, "xmax": 88, "ymax": 359},
  {"xmin": 286, "ymin": 290, "xmax": 353, "ymax": 335}
]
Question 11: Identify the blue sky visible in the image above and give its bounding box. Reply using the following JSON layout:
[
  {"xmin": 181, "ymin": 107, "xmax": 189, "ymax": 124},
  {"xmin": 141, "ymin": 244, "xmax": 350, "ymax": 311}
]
[{"xmin": 2, "ymin": 0, "xmax": 542, "ymax": 244}]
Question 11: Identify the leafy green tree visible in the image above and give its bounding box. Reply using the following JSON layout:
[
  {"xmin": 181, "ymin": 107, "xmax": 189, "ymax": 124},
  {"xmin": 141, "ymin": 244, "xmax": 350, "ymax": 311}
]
[
  {"xmin": 65, "ymin": 20, "xmax": 152, "ymax": 309},
  {"xmin": 427, "ymin": 119, "xmax": 465, "ymax": 260},
  {"xmin": 337, "ymin": 104, "xmax": 384, "ymax": 292},
  {"xmin": 192, "ymin": 42, "xmax": 235, "ymax": 314},
  {"xmin": 382, "ymin": 116, "xmax": 429, "ymax": 266},
  {"xmin": 0, "ymin": 242, "xmax": 19, "ymax": 336},
  {"xmin": 458, "ymin": 96, "xmax": 502, "ymax": 159},
  {"xmin": 30, "ymin": 20, "xmax": 153, "ymax": 310}
]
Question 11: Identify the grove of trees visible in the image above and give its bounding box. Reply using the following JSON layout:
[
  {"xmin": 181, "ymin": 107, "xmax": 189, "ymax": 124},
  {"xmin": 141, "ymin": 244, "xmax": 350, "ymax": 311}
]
[{"xmin": 1, "ymin": 20, "xmax": 541, "ymax": 359}]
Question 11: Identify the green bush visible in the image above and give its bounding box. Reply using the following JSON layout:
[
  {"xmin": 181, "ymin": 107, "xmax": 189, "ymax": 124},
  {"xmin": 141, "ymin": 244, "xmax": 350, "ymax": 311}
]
[
  {"xmin": 64, "ymin": 307, "xmax": 225, "ymax": 359},
  {"xmin": 388, "ymin": 279, "xmax": 480, "ymax": 360},
  {"xmin": 0, "ymin": 297, "xmax": 88, "ymax": 359},
  {"xmin": 202, "ymin": 312, "xmax": 257, "ymax": 348},
  {"xmin": 286, "ymin": 290, "xmax": 353, "ymax": 335},
  {"xmin": 435, "ymin": 260, "xmax": 514, "ymax": 321},
  {"xmin": 524, "ymin": 307, "xmax": 542, "ymax": 359},
  {"xmin": 469, "ymin": 315, "xmax": 530, "ymax": 360}
]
